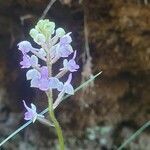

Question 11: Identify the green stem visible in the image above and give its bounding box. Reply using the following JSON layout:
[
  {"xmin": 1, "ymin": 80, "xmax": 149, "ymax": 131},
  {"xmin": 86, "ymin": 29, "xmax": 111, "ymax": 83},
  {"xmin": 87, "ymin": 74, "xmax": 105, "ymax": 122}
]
[
  {"xmin": 45, "ymin": 41, "xmax": 65, "ymax": 150},
  {"xmin": 47, "ymin": 92, "xmax": 65, "ymax": 150},
  {"xmin": 117, "ymin": 120, "xmax": 150, "ymax": 150}
]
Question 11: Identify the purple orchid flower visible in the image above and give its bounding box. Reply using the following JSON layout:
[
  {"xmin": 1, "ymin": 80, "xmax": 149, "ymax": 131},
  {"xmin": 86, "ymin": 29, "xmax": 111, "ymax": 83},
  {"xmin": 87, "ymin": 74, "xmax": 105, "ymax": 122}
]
[
  {"xmin": 30, "ymin": 66, "xmax": 60, "ymax": 91},
  {"xmin": 57, "ymin": 73, "xmax": 74, "ymax": 95},
  {"xmin": 51, "ymin": 33, "xmax": 73, "ymax": 58},
  {"xmin": 60, "ymin": 51, "xmax": 79, "ymax": 72},
  {"xmin": 20, "ymin": 55, "xmax": 39, "ymax": 68},
  {"xmin": 30, "ymin": 66, "xmax": 49, "ymax": 91},
  {"xmin": 23, "ymin": 100, "xmax": 44, "ymax": 123}
]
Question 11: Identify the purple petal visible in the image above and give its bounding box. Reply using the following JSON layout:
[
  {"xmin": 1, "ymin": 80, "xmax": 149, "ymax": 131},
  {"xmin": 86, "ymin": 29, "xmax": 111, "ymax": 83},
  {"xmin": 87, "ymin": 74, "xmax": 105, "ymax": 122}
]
[
  {"xmin": 22, "ymin": 100, "xmax": 38, "ymax": 122},
  {"xmin": 68, "ymin": 60, "xmax": 79, "ymax": 72},
  {"xmin": 60, "ymin": 32, "xmax": 72, "ymax": 44},
  {"xmin": 40, "ymin": 66, "xmax": 49, "ymax": 78},
  {"xmin": 38, "ymin": 78, "xmax": 49, "ymax": 91},
  {"xmin": 61, "ymin": 45, "xmax": 73, "ymax": 57},
  {"xmin": 20, "ymin": 55, "xmax": 31, "ymax": 68},
  {"xmin": 24, "ymin": 112, "xmax": 33, "ymax": 120}
]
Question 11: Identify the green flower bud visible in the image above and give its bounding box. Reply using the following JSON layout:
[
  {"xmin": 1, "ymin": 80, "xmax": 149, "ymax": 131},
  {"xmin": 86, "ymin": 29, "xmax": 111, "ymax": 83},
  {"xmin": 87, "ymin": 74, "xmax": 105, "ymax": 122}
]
[
  {"xmin": 35, "ymin": 19, "xmax": 55, "ymax": 39},
  {"xmin": 44, "ymin": 22, "xmax": 55, "ymax": 34},
  {"xmin": 29, "ymin": 28, "xmax": 39, "ymax": 39},
  {"xmin": 35, "ymin": 20, "xmax": 44, "ymax": 32},
  {"xmin": 56, "ymin": 28, "xmax": 65, "ymax": 37},
  {"xmin": 34, "ymin": 34, "xmax": 46, "ymax": 45}
]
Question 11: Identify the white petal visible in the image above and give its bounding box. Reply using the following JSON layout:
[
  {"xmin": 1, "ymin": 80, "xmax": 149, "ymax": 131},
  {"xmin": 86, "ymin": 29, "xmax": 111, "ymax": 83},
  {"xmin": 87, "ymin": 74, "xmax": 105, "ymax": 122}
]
[
  {"xmin": 63, "ymin": 59, "xmax": 68, "ymax": 68},
  {"xmin": 72, "ymin": 50, "xmax": 77, "ymax": 59},
  {"xmin": 18, "ymin": 41, "xmax": 32, "ymax": 53},
  {"xmin": 64, "ymin": 84, "xmax": 74, "ymax": 95},
  {"xmin": 23, "ymin": 100, "xmax": 32, "ymax": 112},
  {"xmin": 30, "ymin": 55, "xmax": 38, "ymax": 66},
  {"xmin": 31, "ymin": 103, "xmax": 37, "ymax": 112},
  {"xmin": 26, "ymin": 69, "xmax": 40, "ymax": 80},
  {"xmin": 31, "ymin": 78, "xmax": 39, "ymax": 88},
  {"xmin": 57, "ymin": 81, "xmax": 64, "ymax": 91},
  {"xmin": 49, "ymin": 77, "xmax": 60, "ymax": 89}
]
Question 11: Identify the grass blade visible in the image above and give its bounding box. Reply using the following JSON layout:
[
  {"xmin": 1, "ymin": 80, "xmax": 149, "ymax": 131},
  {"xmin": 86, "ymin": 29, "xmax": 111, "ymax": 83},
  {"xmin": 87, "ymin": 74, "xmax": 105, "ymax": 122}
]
[
  {"xmin": 117, "ymin": 120, "xmax": 150, "ymax": 150},
  {"xmin": 0, "ymin": 71, "xmax": 102, "ymax": 147}
]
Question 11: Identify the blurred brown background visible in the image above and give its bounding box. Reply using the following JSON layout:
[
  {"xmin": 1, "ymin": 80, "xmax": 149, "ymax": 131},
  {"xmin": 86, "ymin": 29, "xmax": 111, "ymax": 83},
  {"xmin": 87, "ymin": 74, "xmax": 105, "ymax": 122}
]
[{"xmin": 0, "ymin": 0, "xmax": 150, "ymax": 149}]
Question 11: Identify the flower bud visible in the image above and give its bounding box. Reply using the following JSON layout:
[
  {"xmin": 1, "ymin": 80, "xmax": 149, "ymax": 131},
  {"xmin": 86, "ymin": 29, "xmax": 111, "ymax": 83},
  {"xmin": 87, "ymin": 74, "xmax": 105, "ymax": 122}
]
[
  {"xmin": 34, "ymin": 34, "xmax": 46, "ymax": 45},
  {"xmin": 35, "ymin": 19, "xmax": 55, "ymax": 39},
  {"xmin": 56, "ymin": 28, "xmax": 65, "ymax": 37},
  {"xmin": 29, "ymin": 29, "xmax": 39, "ymax": 39}
]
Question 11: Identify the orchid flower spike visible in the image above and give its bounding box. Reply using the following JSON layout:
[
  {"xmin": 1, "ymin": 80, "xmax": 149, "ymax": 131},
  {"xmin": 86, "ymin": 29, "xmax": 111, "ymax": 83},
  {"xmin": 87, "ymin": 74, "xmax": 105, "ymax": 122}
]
[{"xmin": 23, "ymin": 100, "xmax": 44, "ymax": 123}]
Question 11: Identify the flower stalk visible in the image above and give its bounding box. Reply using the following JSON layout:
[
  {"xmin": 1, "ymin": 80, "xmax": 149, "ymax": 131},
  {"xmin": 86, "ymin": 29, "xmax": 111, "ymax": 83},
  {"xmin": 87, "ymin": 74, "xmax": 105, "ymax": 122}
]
[
  {"xmin": 46, "ymin": 46, "xmax": 65, "ymax": 150},
  {"xmin": 47, "ymin": 92, "xmax": 65, "ymax": 150}
]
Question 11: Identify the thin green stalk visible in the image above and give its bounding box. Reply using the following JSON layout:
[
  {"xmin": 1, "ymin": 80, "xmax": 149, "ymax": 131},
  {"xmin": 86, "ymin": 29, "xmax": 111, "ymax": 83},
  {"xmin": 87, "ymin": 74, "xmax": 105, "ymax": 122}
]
[
  {"xmin": 47, "ymin": 92, "xmax": 65, "ymax": 150},
  {"xmin": 117, "ymin": 120, "xmax": 150, "ymax": 150}
]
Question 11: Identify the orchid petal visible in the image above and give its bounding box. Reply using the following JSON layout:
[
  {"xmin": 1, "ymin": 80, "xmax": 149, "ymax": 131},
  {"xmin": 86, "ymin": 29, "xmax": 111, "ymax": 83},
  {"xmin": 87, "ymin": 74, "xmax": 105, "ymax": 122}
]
[
  {"xmin": 26, "ymin": 69, "xmax": 40, "ymax": 80},
  {"xmin": 64, "ymin": 84, "xmax": 74, "ymax": 95},
  {"xmin": 18, "ymin": 41, "xmax": 33, "ymax": 54},
  {"xmin": 23, "ymin": 100, "xmax": 31, "ymax": 112},
  {"xmin": 31, "ymin": 103, "xmax": 37, "ymax": 112},
  {"xmin": 49, "ymin": 77, "xmax": 60, "ymax": 89},
  {"xmin": 30, "ymin": 55, "xmax": 38, "ymax": 66},
  {"xmin": 30, "ymin": 78, "xmax": 39, "ymax": 88},
  {"xmin": 72, "ymin": 50, "xmax": 77, "ymax": 59}
]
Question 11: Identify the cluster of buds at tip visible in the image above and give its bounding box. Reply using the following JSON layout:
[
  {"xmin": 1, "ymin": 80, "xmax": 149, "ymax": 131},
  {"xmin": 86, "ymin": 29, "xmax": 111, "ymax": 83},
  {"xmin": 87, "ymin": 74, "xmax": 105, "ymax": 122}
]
[{"xmin": 17, "ymin": 19, "xmax": 79, "ymax": 123}]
